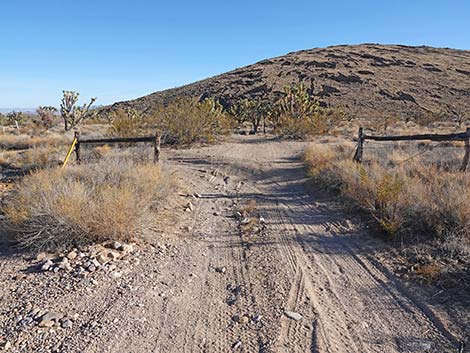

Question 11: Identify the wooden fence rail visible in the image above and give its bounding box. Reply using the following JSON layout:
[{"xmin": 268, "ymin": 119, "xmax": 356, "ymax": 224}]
[
  {"xmin": 353, "ymin": 127, "xmax": 470, "ymax": 172},
  {"xmin": 72, "ymin": 131, "xmax": 161, "ymax": 165}
]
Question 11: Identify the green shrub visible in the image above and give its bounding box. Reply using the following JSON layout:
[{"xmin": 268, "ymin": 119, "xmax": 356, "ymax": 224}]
[{"xmin": 154, "ymin": 97, "xmax": 232, "ymax": 144}]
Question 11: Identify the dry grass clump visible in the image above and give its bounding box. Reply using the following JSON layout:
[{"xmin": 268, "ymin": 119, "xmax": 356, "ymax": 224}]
[
  {"xmin": 304, "ymin": 143, "xmax": 470, "ymax": 260},
  {"xmin": 0, "ymin": 133, "xmax": 67, "ymax": 151},
  {"xmin": 2, "ymin": 159, "xmax": 174, "ymax": 251},
  {"xmin": 0, "ymin": 146, "xmax": 63, "ymax": 170}
]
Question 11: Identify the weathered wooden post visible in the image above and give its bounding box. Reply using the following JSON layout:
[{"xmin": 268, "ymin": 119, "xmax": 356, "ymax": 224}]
[
  {"xmin": 154, "ymin": 130, "xmax": 161, "ymax": 164},
  {"xmin": 74, "ymin": 131, "xmax": 81, "ymax": 164},
  {"xmin": 353, "ymin": 127, "xmax": 364, "ymax": 163},
  {"xmin": 460, "ymin": 127, "xmax": 470, "ymax": 172}
]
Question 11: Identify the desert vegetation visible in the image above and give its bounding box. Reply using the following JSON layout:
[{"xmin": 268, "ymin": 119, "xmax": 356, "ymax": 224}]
[
  {"xmin": 152, "ymin": 97, "xmax": 233, "ymax": 144},
  {"xmin": 304, "ymin": 139, "xmax": 470, "ymax": 266},
  {"xmin": 2, "ymin": 158, "xmax": 173, "ymax": 251}
]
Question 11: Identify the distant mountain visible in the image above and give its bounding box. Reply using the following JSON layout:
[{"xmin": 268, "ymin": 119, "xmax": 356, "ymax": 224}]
[
  {"xmin": 102, "ymin": 44, "xmax": 470, "ymax": 122},
  {"xmin": 0, "ymin": 108, "xmax": 36, "ymax": 114}
]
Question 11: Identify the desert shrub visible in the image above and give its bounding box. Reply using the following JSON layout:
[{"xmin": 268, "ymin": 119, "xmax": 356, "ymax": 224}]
[
  {"xmin": 304, "ymin": 143, "xmax": 470, "ymax": 250},
  {"xmin": 108, "ymin": 108, "xmax": 143, "ymax": 137},
  {"xmin": 36, "ymin": 106, "xmax": 58, "ymax": 130},
  {"xmin": 154, "ymin": 97, "xmax": 232, "ymax": 144},
  {"xmin": 272, "ymin": 84, "xmax": 344, "ymax": 138},
  {"xmin": 2, "ymin": 159, "xmax": 174, "ymax": 250}
]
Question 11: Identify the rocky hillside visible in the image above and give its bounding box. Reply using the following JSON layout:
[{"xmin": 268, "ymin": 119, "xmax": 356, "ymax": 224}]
[{"xmin": 106, "ymin": 44, "xmax": 470, "ymax": 121}]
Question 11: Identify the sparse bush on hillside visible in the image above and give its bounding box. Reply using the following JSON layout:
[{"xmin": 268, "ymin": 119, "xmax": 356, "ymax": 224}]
[
  {"xmin": 272, "ymin": 84, "xmax": 344, "ymax": 138},
  {"xmin": 2, "ymin": 159, "xmax": 174, "ymax": 251},
  {"xmin": 108, "ymin": 108, "xmax": 144, "ymax": 137},
  {"xmin": 154, "ymin": 97, "xmax": 232, "ymax": 144},
  {"xmin": 304, "ymin": 143, "xmax": 470, "ymax": 261},
  {"xmin": 60, "ymin": 91, "xmax": 97, "ymax": 131}
]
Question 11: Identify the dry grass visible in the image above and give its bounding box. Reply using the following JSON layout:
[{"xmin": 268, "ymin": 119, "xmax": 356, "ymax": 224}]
[
  {"xmin": 304, "ymin": 141, "xmax": 470, "ymax": 262},
  {"xmin": 0, "ymin": 146, "xmax": 63, "ymax": 170},
  {"xmin": 2, "ymin": 159, "xmax": 174, "ymax": 251},
  {"xmin": 0, "ymin": 133, "xmax": 67, "ymax": 151}
]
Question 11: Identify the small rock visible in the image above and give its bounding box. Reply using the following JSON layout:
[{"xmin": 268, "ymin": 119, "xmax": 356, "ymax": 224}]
[
  {"xmin": 61, "ymin": 319, "xmax": 72, "ymax": 329},
  {"xmin": 215, "ymin": 266, "xmax": 226, "ymax": 274},
  {"xmin": 259, "ymin": 217, "xmax": 266, "ymax": 224},
  {"xmin": 87, "ymin": 264, "xmax": 96, "ymax": 272},
  {"xmin": 232, "ymin": 340, "xmax": 242, "ymax": 350},
  {"xmin": 119, "ymin": 244, "xmax": 134, "ymax": 253},
  {"xmin": 67, "ymin": 251, "xmax": 78, "ymax": 260},
  {"xmin": 194, "ymin": 193, "xmax": 202, "ymax": 198},
  {"xmin": 38, "ymin": 320, "xmax": 55, "ymax": 328},
  {"xmin": 58, "ymin": 258, "xmax": 72, "ymax": 271},
  {"xmin": 40, "ymin": 259, "xmax": 53, "ymax": 272},
  {"xmin": 110, "ymin": 241, "xmax": 122, "ymax": 250},
  {"xmin": 1, "ymin": 340, "xmax": 12, "ymax": 350},
  {"xmin": 40, "ymin": 312, "xmax": 63, "ymax": 323},
  {"xmin": 96, "ymin": 254, "xmax": 109, "ymax": 265},
  {"xmin": 232, "ymin": 315, "xmax": 249, "ymax": 324},
  {"xmin": 284, "ymin": 310, "xmax": 302, "ymax": 321},
  {"xmin": 107, "ymin": 250, "xmax": 121, "ymax": 260},
  {"xmin": 110, "ymin": 271, "xmax": 123, "ymax": 279}
]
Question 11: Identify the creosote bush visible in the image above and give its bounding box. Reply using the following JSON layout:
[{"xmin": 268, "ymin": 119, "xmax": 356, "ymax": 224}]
[
  {"xmin": 3, "ymin": 159, "xmax": 173, "ymax": 251},
  {"xmin": 304, "ymin": 143, "xmax": 470, "ymax": 260},
  {"xmin": 153, "ymin": 97, "xmax": 233, "ymax": 144},
  {"xmin": 107, "ymin": 108, "xmax": 144, "ymax": 137}
]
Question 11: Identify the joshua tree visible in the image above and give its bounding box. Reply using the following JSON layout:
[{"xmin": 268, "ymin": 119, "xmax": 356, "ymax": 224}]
[
  {"xmin": 36, "ymin": 106, "xmax": 58, "ymax": 129},
  {"xmin": 6, "ymin": 111, "xmax": 24, "ymax": 134},
  {"xmin": 229, "ymin": 98, "xmax": 270, "ymax": 133},
  {"xmin": 60, "ymin": 91, "xmax": 97, "ymax": 131}
]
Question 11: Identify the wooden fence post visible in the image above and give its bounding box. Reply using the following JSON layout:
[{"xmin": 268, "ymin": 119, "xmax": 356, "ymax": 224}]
[
  {"xmin": 154, "ymin": 130, "xmax": 161, "ymax": 164},
  {"xmin": 460, "ymin": 127, "xmax": 470, "ymax": 172},
  {"xmin": 353, "ymin": 127, "xmax": 364, "ymax": 163},
  {"xmin": 74, "ymin": 131, "xmax": 81, "ymax": 164}
]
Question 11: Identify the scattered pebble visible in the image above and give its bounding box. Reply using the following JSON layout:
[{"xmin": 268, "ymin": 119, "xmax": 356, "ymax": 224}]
[
  {"xmin": 110, "ymin": 271, "xmax": 123, "ymax": 280},
  {"xmin": 215, "ymin": 266, "xmax": 226, "ymax": 274},
  {"xmin": 284, "ymin": 310, "xmax": 303, "ymax": 321}
]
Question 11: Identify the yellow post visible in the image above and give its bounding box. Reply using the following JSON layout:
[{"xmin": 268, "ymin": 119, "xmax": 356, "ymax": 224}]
[{"xmin": 62, "ymin": 137, "xmax": 78, "ymax": 168}]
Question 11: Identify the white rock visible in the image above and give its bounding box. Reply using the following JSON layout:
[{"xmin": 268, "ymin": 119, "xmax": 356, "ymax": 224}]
[
  {"xmin": 284, "ymin": 310, "xmax": 302, "ymax": 321},
  {"xmin": 40, "ymin": 259, "xmax": 53, "ymax": 272},
  {"xmin": 110, "ymin": 271, "xmax": 123, "ymax": 279}
]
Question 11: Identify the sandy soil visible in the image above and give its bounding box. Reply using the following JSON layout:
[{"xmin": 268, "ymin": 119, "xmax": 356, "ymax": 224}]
[{"xmin": 0, "ymin": 135, "xmax": 465, "ymax": 352}]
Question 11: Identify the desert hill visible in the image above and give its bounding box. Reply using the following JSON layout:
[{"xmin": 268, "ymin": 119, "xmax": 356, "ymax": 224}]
[{"xmin": 105, "ymin": 44, "xmax": 470, "ymax": 121}]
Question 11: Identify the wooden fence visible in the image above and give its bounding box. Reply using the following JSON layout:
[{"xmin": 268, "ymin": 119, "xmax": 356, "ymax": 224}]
[
  {"xmin": 353, "ymin": 127, "xmax": 470, "ymax": 172},
  {"xmin": 63, "ymin": 131, "xmax": 162, "ymax": 167}
]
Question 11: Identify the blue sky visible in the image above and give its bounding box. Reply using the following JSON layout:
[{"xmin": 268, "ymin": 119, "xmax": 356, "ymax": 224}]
[{"xmin": 0, "ymin": 0, "xmax": 469, "ymax": 108}]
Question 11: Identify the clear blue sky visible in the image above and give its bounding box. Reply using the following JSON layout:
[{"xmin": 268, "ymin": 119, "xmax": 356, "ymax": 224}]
[{"xmin": 1, "ymin": 0, "xmax": 469, "ymax": 108}]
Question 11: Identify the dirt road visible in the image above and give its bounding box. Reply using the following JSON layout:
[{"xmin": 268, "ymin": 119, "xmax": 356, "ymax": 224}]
[{"xmin": 0, "ymin": 135, "xmax": 462, "ymax": 352}]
